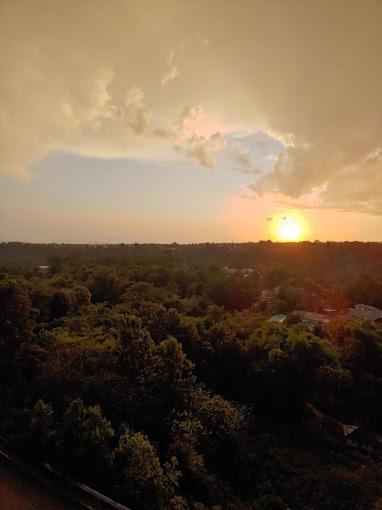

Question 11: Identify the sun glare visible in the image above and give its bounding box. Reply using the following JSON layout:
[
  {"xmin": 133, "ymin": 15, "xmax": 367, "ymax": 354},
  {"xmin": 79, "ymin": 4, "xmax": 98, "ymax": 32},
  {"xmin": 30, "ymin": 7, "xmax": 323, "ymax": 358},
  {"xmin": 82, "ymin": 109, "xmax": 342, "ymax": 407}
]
[
  {"xmin": 271, "ymin": 213, "xmax": 309, "ymax": 242},
  {"xmin": 278, "ymin": 217, "xmax": 301, "ymax": 241}
]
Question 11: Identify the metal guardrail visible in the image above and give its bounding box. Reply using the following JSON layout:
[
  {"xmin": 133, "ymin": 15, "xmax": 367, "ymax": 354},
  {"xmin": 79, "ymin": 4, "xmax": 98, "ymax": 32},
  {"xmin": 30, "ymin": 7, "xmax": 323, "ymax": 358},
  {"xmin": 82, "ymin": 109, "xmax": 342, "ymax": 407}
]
[
  {"xmin": 75, "ymin": 482, "xmax": 131, "ymax": 510},
  {"xmin": 0, "ymin": 439, "xmax": 131, "ymax": 510}
]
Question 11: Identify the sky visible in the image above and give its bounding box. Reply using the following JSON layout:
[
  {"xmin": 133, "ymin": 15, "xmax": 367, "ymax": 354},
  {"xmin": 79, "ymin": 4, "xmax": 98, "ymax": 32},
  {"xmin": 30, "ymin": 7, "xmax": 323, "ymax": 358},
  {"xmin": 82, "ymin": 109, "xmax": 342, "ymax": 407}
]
[{"xmin": 1, "ymin": 0, "xmax": 382, "ymax": 243}]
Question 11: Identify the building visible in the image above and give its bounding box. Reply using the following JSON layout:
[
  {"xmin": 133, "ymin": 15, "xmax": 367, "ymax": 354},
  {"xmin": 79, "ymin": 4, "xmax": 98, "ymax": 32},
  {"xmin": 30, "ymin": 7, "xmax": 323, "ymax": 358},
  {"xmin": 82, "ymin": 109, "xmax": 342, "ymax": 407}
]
[
  {"xmin": 223, "ymin": 266, "xmax": 254, "ymax": 277},
  {"xmin": 343, "ymin": 424, "xmax": 360, "ymax": 446},
  {"xmin": 268, "ymin": 314, "xmax": 286, "ymax": 323},
  {"xmin": 306, "ymin": 403, "xmax": 381, "ymax": 454},
  {"xmin": 37, "ymin": 265, "xmax": 49, "ymax": 275},
  {"xmin": 349, "ymin": 304, "xmax": 382, "ymax": 323},
  {"xmin": 259, "ymin": 286, "xmax": 280, "ymax": 307},
  {"xmin": 293, "ymin": 310, "xmax": 330, "ymax": 331},
  {"xmin": 342, "ymin": 423, "xmax": 380, "ymax": 453},
  {"xmin": 260, "ymin": 289, "xmax": 273, "ymax": 302}
]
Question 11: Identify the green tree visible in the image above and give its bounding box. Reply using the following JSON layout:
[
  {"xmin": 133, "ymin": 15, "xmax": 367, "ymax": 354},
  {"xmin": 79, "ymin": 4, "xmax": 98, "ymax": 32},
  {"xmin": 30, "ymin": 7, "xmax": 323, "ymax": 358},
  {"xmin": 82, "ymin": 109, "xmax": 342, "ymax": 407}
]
[
  {"xmin": 50, "ymin": 289, "xmax": 74, "ymax": 318},
  {"xmin": 113, "ymin": 426, "xmax": 180, "ymax": 510},
  {"xmin": 156, "ymin": 336, "xmax": 196, "ymax": 414},
  {"xmin": 29, "ymin": 399, "xmax": 56, "ymax": 452},
  {"xmin": 0, "ymin": 282, "xmax": 36, "ymax": 387},
  {"xmin": 60, "ymin": 399, "xmax": 114, "ymax": 476},
  {"xmin": 246, "ymin": 324, "xmax": 336, "ymax": 416},
  {"xmin": 88, "ymin": 267, "xmax": 124, "ymax": 303}
]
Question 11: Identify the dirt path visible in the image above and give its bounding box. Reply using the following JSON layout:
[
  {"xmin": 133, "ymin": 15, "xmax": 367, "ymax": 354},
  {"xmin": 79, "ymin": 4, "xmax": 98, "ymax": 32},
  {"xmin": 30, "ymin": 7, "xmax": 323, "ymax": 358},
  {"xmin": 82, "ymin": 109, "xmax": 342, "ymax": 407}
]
[{"xmin": 0, "ymin": 456, "xmax": 79, "ymax": 510}]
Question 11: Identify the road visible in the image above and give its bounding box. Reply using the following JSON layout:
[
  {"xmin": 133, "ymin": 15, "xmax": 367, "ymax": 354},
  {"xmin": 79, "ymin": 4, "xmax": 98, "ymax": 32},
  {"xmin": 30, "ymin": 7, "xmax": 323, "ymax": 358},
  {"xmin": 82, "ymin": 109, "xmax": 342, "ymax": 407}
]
[{"xmin": 0, "ymin": 456, "xmax": 79, "ymax": 510}]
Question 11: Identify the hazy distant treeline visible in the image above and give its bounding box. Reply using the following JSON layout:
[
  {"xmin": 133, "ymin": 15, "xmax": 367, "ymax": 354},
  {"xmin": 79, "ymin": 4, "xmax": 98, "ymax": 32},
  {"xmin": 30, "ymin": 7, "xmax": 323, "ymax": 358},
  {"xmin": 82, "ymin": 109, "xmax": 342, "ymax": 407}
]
[{"xmin": 1, "ymin": 241, "xmax": 382, "ymax": 278}]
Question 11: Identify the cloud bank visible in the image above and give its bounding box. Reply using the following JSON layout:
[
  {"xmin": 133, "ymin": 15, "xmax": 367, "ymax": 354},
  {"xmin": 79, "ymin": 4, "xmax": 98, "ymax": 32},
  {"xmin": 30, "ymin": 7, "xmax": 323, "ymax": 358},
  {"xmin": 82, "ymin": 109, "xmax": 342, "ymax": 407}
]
[{"xmin": 1, "ymin": 0, "xmax": 382, "ymax": 213}]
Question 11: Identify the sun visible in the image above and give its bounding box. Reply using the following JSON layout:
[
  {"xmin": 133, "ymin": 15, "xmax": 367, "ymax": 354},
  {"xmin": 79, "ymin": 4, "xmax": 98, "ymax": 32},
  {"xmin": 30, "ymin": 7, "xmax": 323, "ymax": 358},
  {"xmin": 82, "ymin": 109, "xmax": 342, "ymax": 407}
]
[
  {"xmin": 270, "ymin": 212, "xmax": 309, "ymax": 242},
  {"xmin": 278, "ymin": 216, "xmax": 301, "ymax": 241}
]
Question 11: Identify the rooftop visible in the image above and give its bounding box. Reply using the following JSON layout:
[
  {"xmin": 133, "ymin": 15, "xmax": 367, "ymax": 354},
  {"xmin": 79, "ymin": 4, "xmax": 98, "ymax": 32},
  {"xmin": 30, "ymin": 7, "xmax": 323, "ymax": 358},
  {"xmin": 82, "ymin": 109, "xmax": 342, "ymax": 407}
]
[
  {"xmin": 268, "ymin": 314, "xmax": 286, "ymax": 323},
  {"xmin": 350, "ymin": 304, "xmax": 382, "ymax": 322}
]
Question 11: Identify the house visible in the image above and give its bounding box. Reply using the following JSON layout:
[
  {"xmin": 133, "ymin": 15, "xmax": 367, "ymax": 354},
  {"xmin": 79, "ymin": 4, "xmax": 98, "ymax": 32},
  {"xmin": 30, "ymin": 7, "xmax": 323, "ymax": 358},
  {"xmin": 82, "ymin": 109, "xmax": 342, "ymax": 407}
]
[
  {"xmin": 259, "ymin": 286, "xmax": 280, "ymax": 307},
  {"xmin": 223, "ymin": 266, "xmax": 254, "ymax": 277},
  {"xmin": 293, "ymin": 310, "xmax": 330, "ymax": 330},
  {"xmin": 349, "ymin": 304, "xmax": 382, "ymax": 323},
  {"xmin": 306, "ymin": 403, "xmax": 380, "ymax": 454},
  {"xmin": 260, "ymin": 289, "xmax": 274, "ymax": 305},
  {"xmin": 343, "ymin": 424, "xmax": 360, "ymax": 446},
  {"xmin": 342, "ymin": 423, "xmax": 380, "ymax": 453},
  {"xmin": 37, "ymin": 265, "xmax": 49, "ymax": 275},
  {"xmin": 268, "ymin": 314, "xmax": 286, "ymax": 323}
]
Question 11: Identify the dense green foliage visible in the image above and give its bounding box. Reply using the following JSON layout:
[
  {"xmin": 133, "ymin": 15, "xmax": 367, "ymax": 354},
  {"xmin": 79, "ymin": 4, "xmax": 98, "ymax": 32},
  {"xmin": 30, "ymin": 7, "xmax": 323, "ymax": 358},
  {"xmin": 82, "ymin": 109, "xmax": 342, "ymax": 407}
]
[{"xmin": 1, "ymin": 242, "xmax": 382, "ymax": 509}]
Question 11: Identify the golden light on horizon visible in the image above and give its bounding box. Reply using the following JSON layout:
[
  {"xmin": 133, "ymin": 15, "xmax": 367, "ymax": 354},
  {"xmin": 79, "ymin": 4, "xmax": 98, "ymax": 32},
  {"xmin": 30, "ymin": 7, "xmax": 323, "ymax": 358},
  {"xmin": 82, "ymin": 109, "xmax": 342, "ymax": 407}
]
[{"xmin": 271, "ymin": 212, "xmax": 309, "ymax": 242}]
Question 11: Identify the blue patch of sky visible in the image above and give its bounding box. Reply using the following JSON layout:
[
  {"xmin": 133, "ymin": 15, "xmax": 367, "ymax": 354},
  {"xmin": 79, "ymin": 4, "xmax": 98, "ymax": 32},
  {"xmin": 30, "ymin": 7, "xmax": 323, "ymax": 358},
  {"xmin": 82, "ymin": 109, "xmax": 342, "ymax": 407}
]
[
  {"xmin": 1, "ymin": 150, "xmax": 250, "ymax": 227},
  {"xmin": 0, "ymin": 131, "xmax": 285, "ymax": 242},
  {"xmin": 215, "ymin": 129, "xmax": 284, "ymax": 174}
]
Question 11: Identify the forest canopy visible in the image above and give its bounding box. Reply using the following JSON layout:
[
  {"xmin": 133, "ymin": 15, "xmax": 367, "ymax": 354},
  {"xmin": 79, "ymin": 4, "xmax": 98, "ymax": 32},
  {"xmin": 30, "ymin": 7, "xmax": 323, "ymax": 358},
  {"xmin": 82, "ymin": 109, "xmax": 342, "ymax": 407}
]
[{"xmin": 1, "ymin": 242, "xmax": 382, "ymax": 510}]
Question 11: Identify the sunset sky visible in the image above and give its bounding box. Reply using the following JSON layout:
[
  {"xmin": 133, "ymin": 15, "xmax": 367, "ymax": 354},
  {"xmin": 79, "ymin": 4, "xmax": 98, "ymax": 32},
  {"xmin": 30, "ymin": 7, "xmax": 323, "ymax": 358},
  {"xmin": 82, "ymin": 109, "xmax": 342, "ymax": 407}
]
[{"xmin": 1, "ymin": 0, "xmax": 382, "ymax": 243}]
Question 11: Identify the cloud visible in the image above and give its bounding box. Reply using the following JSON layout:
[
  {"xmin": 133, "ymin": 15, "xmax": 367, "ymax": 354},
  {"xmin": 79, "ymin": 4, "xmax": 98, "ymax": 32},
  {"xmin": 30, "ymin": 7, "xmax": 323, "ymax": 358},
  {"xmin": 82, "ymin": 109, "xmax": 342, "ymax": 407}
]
[
  {"xmin": 183, "ymin": 135, "xmax": 215, "ymax": 168},
  {"xmin": 125, "ymin": 86, "xmax": 152, "ymax": 134},
  {"xmin": 1, "ymin": 0, "xmax": 382, "ymax": 215},
  {"xmin": 160, "ymin": 34, "xmax": 208, "ymax": 87},
  {"xmin": 230, "ymin": 142, "xmax": 255, "ymax": 173},
  {"xmin": 210, "ymin": 132, "xmax": 226, "ymax": 151},
  {"xmin": 319, "ymin": 153, "xmax": 382, "ymax": 215},
  {"xmin": 174, "ymin": 106, "xmax": 205, "ymax": 137},
  {"xmin": 161, "ymin": 51, "xmax": 180, "ymax": 86},
  {"xmin": 172, "ymin": 107, "xmax": 227, "ymax": 168},
  {"xmin": 176, "ymin": 131, "xmax": 225, "ymax": 169},
  {"xmin": 264, "ymin": 153, "xmax": 278, "ymax": 162},
  {"xmin": 152, "ymin": 128, "xmax": 172, "ymax": 139},
  {"xmin": 161, "ymin": 64, "xmax": 180, "ymax": 86}
]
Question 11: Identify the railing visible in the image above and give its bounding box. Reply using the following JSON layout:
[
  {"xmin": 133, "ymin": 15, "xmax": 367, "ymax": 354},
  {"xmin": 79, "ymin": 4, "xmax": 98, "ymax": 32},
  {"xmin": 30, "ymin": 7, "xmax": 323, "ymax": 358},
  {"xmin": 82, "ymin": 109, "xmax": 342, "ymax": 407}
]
[{"xmin": 0, "ymin": 437, "xmax": 131, "ymax": 510}]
